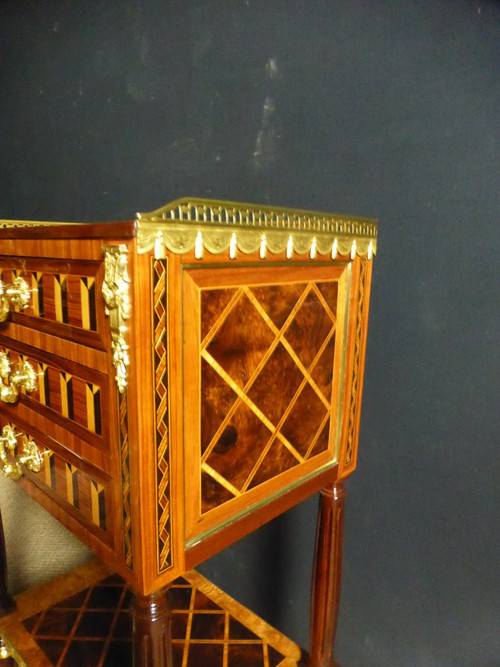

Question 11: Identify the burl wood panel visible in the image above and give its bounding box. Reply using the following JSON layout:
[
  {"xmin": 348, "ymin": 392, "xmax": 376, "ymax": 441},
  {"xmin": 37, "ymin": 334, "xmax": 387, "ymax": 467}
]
[{"xmin": 200, "ymin": 281, "xmax": 339, "ymax": 514}]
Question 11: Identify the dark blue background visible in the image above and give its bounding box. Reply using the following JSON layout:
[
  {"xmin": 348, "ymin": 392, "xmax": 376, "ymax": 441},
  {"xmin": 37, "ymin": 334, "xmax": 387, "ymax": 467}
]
[{"xmin": 1, "ymin": 2, "xmax": 499, "ymax": 665}]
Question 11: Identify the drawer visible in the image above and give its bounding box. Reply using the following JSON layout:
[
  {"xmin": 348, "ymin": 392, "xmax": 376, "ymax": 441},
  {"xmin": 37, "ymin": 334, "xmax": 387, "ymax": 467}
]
[
  {"xmin": 0, "ymin": 341, "xmax": 111, "ymax": 471},
  {"xmin": 0, "ymin": 413, "xmax": 113, "ymax": 547},
  {"xmin": 0, "ymin": 256, "xmax": 107, "ymax": 349}
]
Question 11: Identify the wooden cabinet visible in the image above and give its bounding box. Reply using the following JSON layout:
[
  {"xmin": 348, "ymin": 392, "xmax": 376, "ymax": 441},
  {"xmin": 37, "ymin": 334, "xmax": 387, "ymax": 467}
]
[{"xmin": 0, "ymin": 198, "xmax": 377, "ymax": 665}]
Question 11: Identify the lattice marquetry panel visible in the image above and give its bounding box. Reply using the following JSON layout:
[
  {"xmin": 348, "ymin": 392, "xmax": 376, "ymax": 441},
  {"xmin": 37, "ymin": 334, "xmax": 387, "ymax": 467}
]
[
  {"xmin": 0, "ymin": 267, "xmax": 97, "ymax": 331},
  {"xmin": 21, "ymin": 571, "xmax": 300, "ymax": 666},
  {"xmin": 200, "ymin": 281, "xmax": 339, "ymax": 514},
  {"xmin": 169, "ymin": 573, "xmax": 296, "ymax": 666}
]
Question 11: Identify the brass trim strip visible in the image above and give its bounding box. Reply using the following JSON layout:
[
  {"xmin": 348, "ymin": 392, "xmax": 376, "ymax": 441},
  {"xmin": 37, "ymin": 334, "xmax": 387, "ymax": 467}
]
[
  {"xmin": 186, "ymin": 460, "xmax": 336, "ymax": 549},
  {"xmin": 0, "ymin": 220, "xmax": 77, "ymax": 229}
]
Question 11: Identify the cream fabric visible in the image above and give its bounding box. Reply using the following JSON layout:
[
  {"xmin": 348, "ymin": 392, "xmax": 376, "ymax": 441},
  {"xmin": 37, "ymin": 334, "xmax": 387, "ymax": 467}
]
[{"xmin": 0, "ymin": 475, "xmax": 93, "ymax": 595}]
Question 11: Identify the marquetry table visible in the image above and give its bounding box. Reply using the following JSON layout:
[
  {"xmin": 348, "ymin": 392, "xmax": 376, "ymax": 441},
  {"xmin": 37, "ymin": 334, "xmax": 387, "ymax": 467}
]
[{"xmin": 0, "ymin": 198, "xmax": 377, "ymax": 666}]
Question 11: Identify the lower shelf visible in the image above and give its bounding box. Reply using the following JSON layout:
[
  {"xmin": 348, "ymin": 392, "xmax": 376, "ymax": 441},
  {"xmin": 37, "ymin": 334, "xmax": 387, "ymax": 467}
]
[{"xmin": 0, "ymin": 560, "xmax": 304, "ymax": 666}]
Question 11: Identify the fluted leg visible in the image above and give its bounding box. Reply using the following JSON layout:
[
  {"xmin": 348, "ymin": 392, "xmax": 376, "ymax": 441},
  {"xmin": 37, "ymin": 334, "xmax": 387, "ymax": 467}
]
[
  {"xmin": 131, "ymin": 587, "xmax": 173, "ymax": 667},
  {"xmin": 0, "ymin": 508, "xmax": 15, "ymax": 617},
  {"xmin": 309, "ymin": 482, "xmax": 346, "ymax": 667}
]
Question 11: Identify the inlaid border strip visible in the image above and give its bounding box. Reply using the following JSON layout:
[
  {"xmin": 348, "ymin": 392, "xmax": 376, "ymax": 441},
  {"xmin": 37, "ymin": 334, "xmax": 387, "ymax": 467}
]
[
  {"xmin": 119, "ymin": 390, "xmax": 133, "ymax": 569},
  {"xmin": 152, "ymin": 258, "xmax": 173, "ymax": 573},
  {"xmin": 345, "ymin": 259, "xmax": 367, "ymax": 466}
]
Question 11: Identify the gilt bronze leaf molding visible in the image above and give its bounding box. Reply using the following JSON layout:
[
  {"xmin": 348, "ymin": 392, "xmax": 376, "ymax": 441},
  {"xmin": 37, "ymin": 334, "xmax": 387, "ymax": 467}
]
[{"xmin": 136, "ymin": 198, "xmax": 377, "ymax": 260}]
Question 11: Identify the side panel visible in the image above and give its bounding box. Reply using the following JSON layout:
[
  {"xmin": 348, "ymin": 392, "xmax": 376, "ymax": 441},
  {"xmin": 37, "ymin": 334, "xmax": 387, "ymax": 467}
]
[
  {"xmin": 337, "ymin": 256, "xmax": 374, "ymax": 480},
  {"xmin": 182, "ymin": 262, "xmax": 352, "ymax": 544}
]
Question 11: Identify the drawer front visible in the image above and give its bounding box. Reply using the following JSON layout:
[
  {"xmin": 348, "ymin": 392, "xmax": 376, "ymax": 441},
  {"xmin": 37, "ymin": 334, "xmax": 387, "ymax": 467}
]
[
  {"xmin": 0, "ymin": 257, "xmax": 106, "ymax": 349},
  {"xmin": 0, "ymin": 413, "xmax": 112, "ymax": 546},
  {"xmin": 0, "ymin": 340, "xmax": 111, "ymax": 471}
]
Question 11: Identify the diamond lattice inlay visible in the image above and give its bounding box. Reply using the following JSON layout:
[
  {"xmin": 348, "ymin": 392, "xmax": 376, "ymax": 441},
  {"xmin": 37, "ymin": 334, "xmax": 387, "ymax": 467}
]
[
  {"xmin": 200, "ymin": 280, "xmax": 339, "ymax": 513},
  {"xmin": 21, "ymin": 571, "xmax": 299, "ymax": 666}
]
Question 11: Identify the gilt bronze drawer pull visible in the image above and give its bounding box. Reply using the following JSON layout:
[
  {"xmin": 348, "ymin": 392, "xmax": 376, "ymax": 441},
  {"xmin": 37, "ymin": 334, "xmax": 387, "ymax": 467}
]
[
  {"xmin": 0, "ymin": 277, "xmax": 30, "ymax": 321},
  {"xmin": 0, "ymin": 425, "xmax": 45, "ymax": 480},
  {"xmin": 0, "ymin": 352, "xmax": 37, "ymax": 403}
]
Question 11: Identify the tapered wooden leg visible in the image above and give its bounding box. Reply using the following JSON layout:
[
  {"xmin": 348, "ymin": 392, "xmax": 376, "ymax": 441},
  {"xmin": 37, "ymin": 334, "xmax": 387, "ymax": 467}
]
[
  {"xmin": 131, "ymin": 586, "xmax": 173, "ymax": 667},
  {"xmin": 0, "ymin": 508, "xmax": 15, "ymax": 617},
  {"xmin": 309, "ymin": 482, "xmax": 346, "ymax": 667}
]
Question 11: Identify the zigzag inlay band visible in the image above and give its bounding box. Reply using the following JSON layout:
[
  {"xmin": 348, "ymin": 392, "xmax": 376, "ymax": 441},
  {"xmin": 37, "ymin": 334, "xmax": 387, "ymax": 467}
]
[
  {"xmin": 153, "ymin": 258, "xmax": 172, "ymax": 572},
  {"xmin": 119, "ymin": 390, "xmax": 133, "ymax": 568},
  {"xmin": 345, "ymin": 260, "xmax": 367, "ymax": 466}
]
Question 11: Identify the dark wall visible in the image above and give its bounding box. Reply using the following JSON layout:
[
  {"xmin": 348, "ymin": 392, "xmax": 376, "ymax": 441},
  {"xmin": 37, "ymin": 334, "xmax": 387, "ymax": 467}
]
[{"xmin": 1, "ymin": 1, "xmax": 499, "ymax": 665}]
